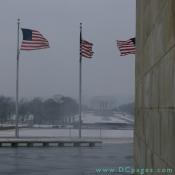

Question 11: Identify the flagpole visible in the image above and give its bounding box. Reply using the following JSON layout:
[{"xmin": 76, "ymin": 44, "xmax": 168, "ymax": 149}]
[
  {"xmin": 79, "ymin": 23, "xmax": 82, "ymax": 138},
  {"xmin": 15, "ymin": 18, "xmax": 20, "ymax": 138}
]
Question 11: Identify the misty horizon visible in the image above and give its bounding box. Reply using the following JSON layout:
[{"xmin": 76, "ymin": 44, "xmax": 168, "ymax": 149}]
[{"xmin": 0, "ymin": 0, "xmax": 135, "ymax": 102}]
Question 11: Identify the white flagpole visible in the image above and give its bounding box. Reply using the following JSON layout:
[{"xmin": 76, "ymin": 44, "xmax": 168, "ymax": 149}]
[
  {"xmin": 15, "ymin": 18, "xmax": 20, "ymax": 138},
  {"xmin": 79, "ymin": 23, "xmax": 82, "ymax": 138}
]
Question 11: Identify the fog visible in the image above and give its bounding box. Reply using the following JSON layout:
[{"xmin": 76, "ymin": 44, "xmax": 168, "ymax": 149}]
[{"xmin": 0, "ymin": 0, "xmax": 135, "ymax": 102}]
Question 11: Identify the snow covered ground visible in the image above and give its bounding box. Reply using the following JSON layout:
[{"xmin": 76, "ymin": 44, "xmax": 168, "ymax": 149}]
[
  {"xmin": 0, "ymin": 112, "xmax": 134, "ymax": 139},
  {"xmin": 77, "ymin": 112, "xmax": 134, "ymax": 124},
  {"xmin": 81, "ymin": 113, "xmax": 125, "ymax": 124}
]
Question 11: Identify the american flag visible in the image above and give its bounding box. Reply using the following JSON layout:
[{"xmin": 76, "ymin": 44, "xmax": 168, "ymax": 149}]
[
  {"xmin": 80, "ymin": 39, "xmax": 94, "ymax": 58},
  {"xmin": 117, "ymin": 38, "xmax": 136, "ymax": 56},
  {"xmin": 20, "ymin": 28, "xmax": 49, "ymax": 51}
]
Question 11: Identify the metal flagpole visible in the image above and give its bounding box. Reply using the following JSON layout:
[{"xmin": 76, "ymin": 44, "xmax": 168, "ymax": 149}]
[
  {"xmin": 79, "ymin": 23, "xmax": 82, "ymax": 138},
  {"xmin": 15, "ymin": 18, "xmax": 20, "ymax": 138}
]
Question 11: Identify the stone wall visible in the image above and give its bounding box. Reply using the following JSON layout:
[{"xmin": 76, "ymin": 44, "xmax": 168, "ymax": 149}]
[{"xmin": 135, "ymin": 0, "xmax": 175, "ymax": 172}]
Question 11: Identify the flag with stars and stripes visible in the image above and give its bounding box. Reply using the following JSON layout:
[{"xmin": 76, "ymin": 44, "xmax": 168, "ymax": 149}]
[
  {"xmin": 117, "ymin": 38, "xmax": 136, "ymax": 56},
  {"xmin": 80, "ymin": 39, "xmax": 94, "ymax": 58},
  {"xmin": 20, "ymin": 28, "xmax": 49, "ymax": 51}
]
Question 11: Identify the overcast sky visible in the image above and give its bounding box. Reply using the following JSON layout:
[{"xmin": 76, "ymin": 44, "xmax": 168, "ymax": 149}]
[{"xmin": 0, "ymin": 0, "xmax": 135, "ymax": 102}]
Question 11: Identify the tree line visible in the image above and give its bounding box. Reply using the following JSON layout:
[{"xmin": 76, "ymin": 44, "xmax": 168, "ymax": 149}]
[{"xmin": 0, "ymin": 95, "xmax": 78, "ymax": 124}]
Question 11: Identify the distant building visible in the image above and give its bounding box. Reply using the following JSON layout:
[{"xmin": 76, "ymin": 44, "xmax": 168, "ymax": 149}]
[{"xmin": 89, "ymin": 96, "xmax": 118, "ymax": 116}]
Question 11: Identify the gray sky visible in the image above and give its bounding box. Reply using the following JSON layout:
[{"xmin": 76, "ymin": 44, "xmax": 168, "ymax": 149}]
[{"xmin": 0, "ymin": 0, "xmax": 135, "ymax": 102}]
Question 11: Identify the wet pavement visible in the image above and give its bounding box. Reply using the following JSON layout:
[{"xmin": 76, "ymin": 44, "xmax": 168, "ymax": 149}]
[{"xmin": 0, "ymin": 143, "xmax": 133, "ymax": 175}]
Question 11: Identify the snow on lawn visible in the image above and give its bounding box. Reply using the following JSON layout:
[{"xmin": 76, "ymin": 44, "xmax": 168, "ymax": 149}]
[{"xmin": 81, "ymin": 112, "xmax": 131, "ymax": 124}]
